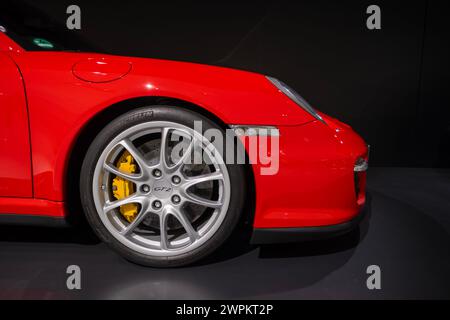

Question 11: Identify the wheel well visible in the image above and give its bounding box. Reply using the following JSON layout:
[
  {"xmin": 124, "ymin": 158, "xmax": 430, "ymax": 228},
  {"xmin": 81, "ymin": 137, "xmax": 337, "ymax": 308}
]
[{"xmin": 64, "ymin": 96, "xmax": 256, "ymax": 227}]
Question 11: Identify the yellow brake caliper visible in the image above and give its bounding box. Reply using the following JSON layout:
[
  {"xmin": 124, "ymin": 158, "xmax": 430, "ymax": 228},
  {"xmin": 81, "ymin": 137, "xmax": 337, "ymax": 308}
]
[{"xmin": 112, "ymin": 151, "xmax": 139, "ymax": 223}]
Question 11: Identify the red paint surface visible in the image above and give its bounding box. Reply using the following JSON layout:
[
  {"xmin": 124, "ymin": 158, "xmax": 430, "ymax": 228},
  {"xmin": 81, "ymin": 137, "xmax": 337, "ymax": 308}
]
[{"xmin": 0, "ymin": 52, "xmax": 32, "ymax": 197}]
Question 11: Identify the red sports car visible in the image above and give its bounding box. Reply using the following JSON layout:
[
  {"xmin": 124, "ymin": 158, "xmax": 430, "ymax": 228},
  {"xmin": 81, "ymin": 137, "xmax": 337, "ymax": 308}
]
[{"xmin": 0, "ymin": 11, "xmax": 368, "ymax": 267}]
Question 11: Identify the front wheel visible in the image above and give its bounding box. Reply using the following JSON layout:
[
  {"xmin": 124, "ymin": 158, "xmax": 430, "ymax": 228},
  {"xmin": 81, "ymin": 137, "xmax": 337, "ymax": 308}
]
[{"xmin": 80, "ymin": 106, "xmax": 246, "ymax": 267}]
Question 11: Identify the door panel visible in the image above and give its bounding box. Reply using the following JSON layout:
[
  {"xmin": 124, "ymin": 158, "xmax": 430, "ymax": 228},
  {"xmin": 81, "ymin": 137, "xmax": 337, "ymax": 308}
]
[{"xmin": 0, "ymin": 52, "xmax": 32, "ymax": 197}]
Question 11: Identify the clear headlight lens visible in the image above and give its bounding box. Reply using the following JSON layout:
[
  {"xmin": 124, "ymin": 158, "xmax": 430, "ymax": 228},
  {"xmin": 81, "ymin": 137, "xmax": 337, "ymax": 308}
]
[{"xmin": 266, "ymin": 76, "xmax": 324, "ymax": 122}]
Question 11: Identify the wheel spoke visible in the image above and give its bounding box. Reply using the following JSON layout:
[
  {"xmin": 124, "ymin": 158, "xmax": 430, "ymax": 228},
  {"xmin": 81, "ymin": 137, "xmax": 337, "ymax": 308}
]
[
  {"xmin": 169, "ymin": 207, "xmax": 199, "ymax": 243},
  {"xmin": 103, "ymin": 162, "xmax": 143, "ymax": 182},
  {"xmin": 183, "ymin": 171, "xmax": 223, "ymax": 190},
  {"xmin": 118, "ymin": 139, "xmax": 148, "ymax": 171},
  {"xmin": 120, "ymin": 204, "xmax": 150, "ymax": 236},
  {"xmin": 170, "ymin": 136, "xmax": 196, "ymax": 172},
  {"xmin": 159, "ymin": 211, "xmax": 169, "ymax": 250},
  {"xmin": 103, "ymin": 195, "xmax": 145, "ymax": 214},
  {"xmin": 181, "ymin": 192, "xmax": 223, "ymax": 208},
  {"xmin": 159, "ymin": 128, "xmax": 170, "ymax": 170}
]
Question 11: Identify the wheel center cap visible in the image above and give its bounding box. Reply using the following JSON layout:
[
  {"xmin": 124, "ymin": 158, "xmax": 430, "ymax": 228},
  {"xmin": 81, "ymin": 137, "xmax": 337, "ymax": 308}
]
[{"xmin": 152, "ymin": 179, "xmax": 173, "ymax": 199}]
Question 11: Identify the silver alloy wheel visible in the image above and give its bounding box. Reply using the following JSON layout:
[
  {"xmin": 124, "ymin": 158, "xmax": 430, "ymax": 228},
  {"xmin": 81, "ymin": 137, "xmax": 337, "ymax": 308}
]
[{"xmin": 92, "ymin": 121, "xmax": 231, "ymax": 257}]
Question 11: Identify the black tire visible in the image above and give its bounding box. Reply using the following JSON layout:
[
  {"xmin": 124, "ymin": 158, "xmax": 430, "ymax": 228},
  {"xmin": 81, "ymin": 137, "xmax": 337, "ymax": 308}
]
[{"xmin": 80, "ymin": 106, "xmax": 246, "ymax": 267}]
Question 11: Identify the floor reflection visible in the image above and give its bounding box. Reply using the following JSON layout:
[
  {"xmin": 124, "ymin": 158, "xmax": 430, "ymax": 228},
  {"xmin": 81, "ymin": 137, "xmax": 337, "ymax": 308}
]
[{"xmin": 0, "ymin": 168, "xmax": 449, "ymax": 299}]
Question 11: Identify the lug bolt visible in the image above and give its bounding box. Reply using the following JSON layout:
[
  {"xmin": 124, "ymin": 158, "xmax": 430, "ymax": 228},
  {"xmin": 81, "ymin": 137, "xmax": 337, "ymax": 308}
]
[
  {"xmin": 152, "ymin": 169, "xmax": 162, "ymax": 177},
  {"xmin": 172, "ymin": 195, "xmax": 181, "ymax": 204},
  {"xmin": 152, "ymin": 200, "xmax": 162, "ymax": 209},
  {"xmin": 140, "ymin": 184, "xmax": 150, "ymax": 193},
  {"xmin": 172, "ymin": 175, "xmax": 181, "ymax": 184}
]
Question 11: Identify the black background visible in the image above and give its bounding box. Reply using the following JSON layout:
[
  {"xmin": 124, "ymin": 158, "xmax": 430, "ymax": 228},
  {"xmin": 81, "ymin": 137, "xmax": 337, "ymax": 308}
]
[{"xmin": 18, "ymin": 0, "xmax": 450, "ymax": 167}]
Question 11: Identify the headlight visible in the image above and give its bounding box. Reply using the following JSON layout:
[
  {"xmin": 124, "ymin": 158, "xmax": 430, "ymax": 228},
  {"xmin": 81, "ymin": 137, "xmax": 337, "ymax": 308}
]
[{"xmin": 266, "ymin": 76, "xmax": 324, "ymax": 122}]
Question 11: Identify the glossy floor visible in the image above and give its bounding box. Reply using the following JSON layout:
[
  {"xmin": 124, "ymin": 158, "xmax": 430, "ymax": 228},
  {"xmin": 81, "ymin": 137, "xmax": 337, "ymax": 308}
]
[{"xmin": 0, "ymin": 168, "xmax": 449, "ymax": 299}]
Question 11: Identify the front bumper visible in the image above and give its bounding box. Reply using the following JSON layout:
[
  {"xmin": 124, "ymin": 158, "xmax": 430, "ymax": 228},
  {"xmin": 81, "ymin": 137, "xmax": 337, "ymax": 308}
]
[
  {"xmin": 250, "ymin": 201, "xmax": 367, "ymax": 244},
  {"xmin": 247, "ymin": 119, "xmax": 368, "ymax": 229}
]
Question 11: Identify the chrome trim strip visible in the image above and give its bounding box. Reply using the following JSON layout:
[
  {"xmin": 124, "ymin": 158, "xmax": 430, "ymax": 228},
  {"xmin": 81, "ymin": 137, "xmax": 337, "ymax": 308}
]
[{"xmin": 230, "ymin": 125, "xmax": 280, "ymax": 137}]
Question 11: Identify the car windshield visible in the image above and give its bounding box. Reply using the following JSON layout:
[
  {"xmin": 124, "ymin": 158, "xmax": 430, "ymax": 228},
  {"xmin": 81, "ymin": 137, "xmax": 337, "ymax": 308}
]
[{"xmin": 0, "ymin": 1, "xmax": 98, "ymax": 52}]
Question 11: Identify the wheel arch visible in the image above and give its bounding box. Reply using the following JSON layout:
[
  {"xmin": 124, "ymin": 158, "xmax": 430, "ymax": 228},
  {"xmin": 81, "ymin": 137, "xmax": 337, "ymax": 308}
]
[{"xmin": 64, "ymin": 96, "xmax": 256, "ymax": 227}]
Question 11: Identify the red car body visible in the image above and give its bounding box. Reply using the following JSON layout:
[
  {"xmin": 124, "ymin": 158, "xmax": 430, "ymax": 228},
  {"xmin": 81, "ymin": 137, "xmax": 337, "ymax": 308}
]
[{"xmin": 0, "ymin": 32, "xmax": 367, "ymax": 235}]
